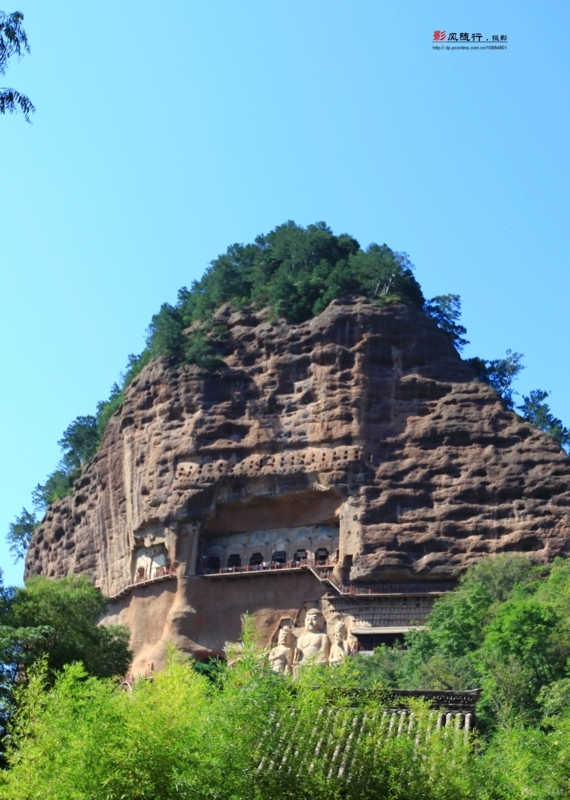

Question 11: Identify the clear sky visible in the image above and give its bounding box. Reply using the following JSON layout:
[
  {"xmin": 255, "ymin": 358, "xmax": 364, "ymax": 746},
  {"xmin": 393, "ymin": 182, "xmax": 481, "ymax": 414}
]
[{"xmin": 1, "ymin": 1, "xmax": 569, "ymax": 586}]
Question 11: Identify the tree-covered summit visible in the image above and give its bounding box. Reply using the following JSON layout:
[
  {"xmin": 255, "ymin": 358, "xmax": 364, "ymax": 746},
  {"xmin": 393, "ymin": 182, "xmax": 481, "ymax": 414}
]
[
  {"xmin": 144, "ymin": 221, "xmax": 424, "ymax": 366},
  {"xmin": 175, "ymin": 220, "xmax": 423, "ymax": 324}
]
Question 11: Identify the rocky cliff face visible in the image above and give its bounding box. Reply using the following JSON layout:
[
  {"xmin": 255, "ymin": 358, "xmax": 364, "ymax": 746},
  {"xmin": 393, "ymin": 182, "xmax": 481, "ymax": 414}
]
[{"xmin": 25, "ymin": 298, "xmax": 570, "ymax": 668}]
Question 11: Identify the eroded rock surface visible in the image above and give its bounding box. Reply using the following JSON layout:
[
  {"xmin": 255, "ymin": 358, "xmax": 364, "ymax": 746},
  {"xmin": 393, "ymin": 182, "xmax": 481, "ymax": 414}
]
[{"xmin": 25, "ymin": 298, "xmax": 570, "ymax": 668}]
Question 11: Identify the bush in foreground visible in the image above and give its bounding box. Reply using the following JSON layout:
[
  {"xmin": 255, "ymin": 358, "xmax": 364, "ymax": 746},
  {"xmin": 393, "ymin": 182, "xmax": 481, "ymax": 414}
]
[
  {"xmin": 6, "ymin": 619, "xmax": 570, "ymax": 799},
  {"xmin": 0, "ymin": 625, "xmax": 491, "ymax": 800}
]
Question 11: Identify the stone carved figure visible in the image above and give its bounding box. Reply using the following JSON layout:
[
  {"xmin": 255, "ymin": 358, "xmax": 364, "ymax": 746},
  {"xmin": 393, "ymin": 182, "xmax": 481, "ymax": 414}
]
[
  {"xmin": 132, "ymin": 543, "xmax": 169, "ymax": 582},
  {"xmin": 329, "ymin": 620, "xmax": 350, "ymax": 664},
  {"xmin": 268, "ymin": 626, "xmax": 294, "ymax": 675},
  {"xmin": 294, "ymin": 608, "xmax": 330, "ymax": 671}
]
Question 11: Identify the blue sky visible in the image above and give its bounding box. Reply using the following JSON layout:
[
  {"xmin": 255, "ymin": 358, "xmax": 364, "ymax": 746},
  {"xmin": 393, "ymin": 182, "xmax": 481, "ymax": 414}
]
[{"xmin": 1, "ymin": 1, "xmax": 569, "ymax": 586}]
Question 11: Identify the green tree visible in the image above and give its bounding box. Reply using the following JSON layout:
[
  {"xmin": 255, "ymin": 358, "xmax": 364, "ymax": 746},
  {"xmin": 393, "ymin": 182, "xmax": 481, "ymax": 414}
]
[
  {"xmin": 517, "ymin": 389, "xmax": 570, "ymax": 451},
  {"xmin": 146, "ymin": 302, "xmax": 186, "ymax": 362},
  {"xmin": 411, "ymin": 554, "xmax": 535, "ymax": 661},
  {"xmin": 399, "ymin": 555, "xmax": 544, "ymax": 727},
  {"xmin": 11, "ymin": 606, "xmax": 570, "ymax": 797},
  {"xmin": 0, "ymin": 11, "xmax": 34, "ymax": 121},
  {"xmin": 477, "ymin": 599, "xmax": 566, "ymax": 726},
  {"xmin": 424, "ymin": 294, "xmax": 469, "ymax": 351},
  {"xmin": 1, "ymin": 575, "xmax": 132, "ymax": 680},
  {"xmin": 0, "ymin": 574, "xmax": 131, "ymax": 765},
  {"xmin": 95, "ymin": 380, "xmax": 123, "ymax": 436},
  {"xmin": 58, "ymin": 415, "xmax": 99, "ymax": 471},
  {"xmin": 487, "ymin": 599, "xmax": 562, "ymax": 673},
  {"xmin": 6, "ymin": 508, "xmax": 37, "ymax": 562},
  {"xmin": 32, "ymin": 468, "xmax": 78, "ymax": 511},
  {"xmin": 398, "ymin": 556, "xmax": 570, "ymax": 732},
  {"xmin": 466, "ymin": 349, "xmax": 525, "ymax": 409},
  {"xmin": 0, "ymin": 569, "xmax": 17, "ymax": 743}
]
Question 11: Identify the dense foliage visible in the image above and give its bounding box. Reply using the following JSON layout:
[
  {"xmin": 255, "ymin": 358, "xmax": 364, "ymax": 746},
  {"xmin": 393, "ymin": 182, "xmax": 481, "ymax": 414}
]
[
  {"xmin": 1, "ymin": 575, "xmax": 131, "ymax": 680},
  {"xmin": 0, "ymin": 11, "xmax": 34, "ymax": 121},
  {"xmin": 142, "ymin": 221, "xmax": 424, "ymax": 371},
  {"xmin": 7, "ymin": 222, "xmax": 569, "ymax": 556},
  {"xmin": 0, "ymin": 572, "xmax": 131, "ymax": 755},
  {"xmin": 348, "ymin": 557, "xmax": 570, "ymax": 734},
  {"xmin": 0, "ymin": 621, "xmax": 489, "ymax": 800},
  {"xmin": 5, "ymin": 571, "xmax": 570, "ymax": 798}
]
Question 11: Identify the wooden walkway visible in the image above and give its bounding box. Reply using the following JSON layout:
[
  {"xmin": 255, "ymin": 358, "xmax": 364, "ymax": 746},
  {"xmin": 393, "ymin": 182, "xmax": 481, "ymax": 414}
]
[
  {"xmin": 201, "ymin": 563, "xmax": 447, "ymax": 598},
  {"xmin": 109, "ymin": 568, "xmax": 177, "ymax": 601}
]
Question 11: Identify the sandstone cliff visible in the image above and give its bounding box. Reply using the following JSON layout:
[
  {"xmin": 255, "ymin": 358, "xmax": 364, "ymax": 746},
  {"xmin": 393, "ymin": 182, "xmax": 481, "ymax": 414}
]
[{"xmin": 25, "ymin": 298, "xmax": 570, "ymax": 668}]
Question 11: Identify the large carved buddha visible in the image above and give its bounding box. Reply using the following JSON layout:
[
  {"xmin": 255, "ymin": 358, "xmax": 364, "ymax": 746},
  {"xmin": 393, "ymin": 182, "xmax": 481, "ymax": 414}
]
[{"xmin": 294, "ymin": 608, "xmax": 330, "ymax": 668}]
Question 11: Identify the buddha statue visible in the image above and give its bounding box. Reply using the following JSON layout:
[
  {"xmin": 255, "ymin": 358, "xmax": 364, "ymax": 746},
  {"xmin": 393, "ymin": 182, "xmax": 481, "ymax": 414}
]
[
  {"xmin": 268, "ymin": 626, "xmax": 294, "ymax": 675},
  {"xmin": 329, "ymin": 620, "xmax": 350, "ymax": 664},
  {"xmin": 294, "ymin": 608, "xmax": 330, "ymax": 670}
]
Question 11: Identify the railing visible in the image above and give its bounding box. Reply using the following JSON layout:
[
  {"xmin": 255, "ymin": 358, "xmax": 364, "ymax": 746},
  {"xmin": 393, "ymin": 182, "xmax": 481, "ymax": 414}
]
[
  {"xmin": 201, "ymin": 557, "xmax": 335, "ymax": 576},
  {"xmin": 333, "ymin": 585, "xmax": 440, "ymax": 596},
  {"xmin": 335, "ymin": 580, "xmax": 456, "ymax": 596},
  {"xmin": 200, "ymin": 561, "xmax": 452, "ymax": 597},
  {"xmin": 109, "ymin": 566, "xmax": 177, "ymax": 601}
]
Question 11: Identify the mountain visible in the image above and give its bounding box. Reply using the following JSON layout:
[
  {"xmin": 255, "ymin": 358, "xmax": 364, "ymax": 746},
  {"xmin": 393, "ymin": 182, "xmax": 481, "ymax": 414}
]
[{"xmin": 25, "ymin": 297, "xmax": 570, "ymax": 672}]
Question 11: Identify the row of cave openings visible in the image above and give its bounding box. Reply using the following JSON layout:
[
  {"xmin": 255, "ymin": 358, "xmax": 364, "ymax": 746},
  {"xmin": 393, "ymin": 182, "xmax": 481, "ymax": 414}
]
[
  {"xmin": 131, "ymin": 542, "xmax": 337, "ymax": 582},
  {"xmin": 198, "ymin": 547, "xmax": 334, "ymax": 574}
]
